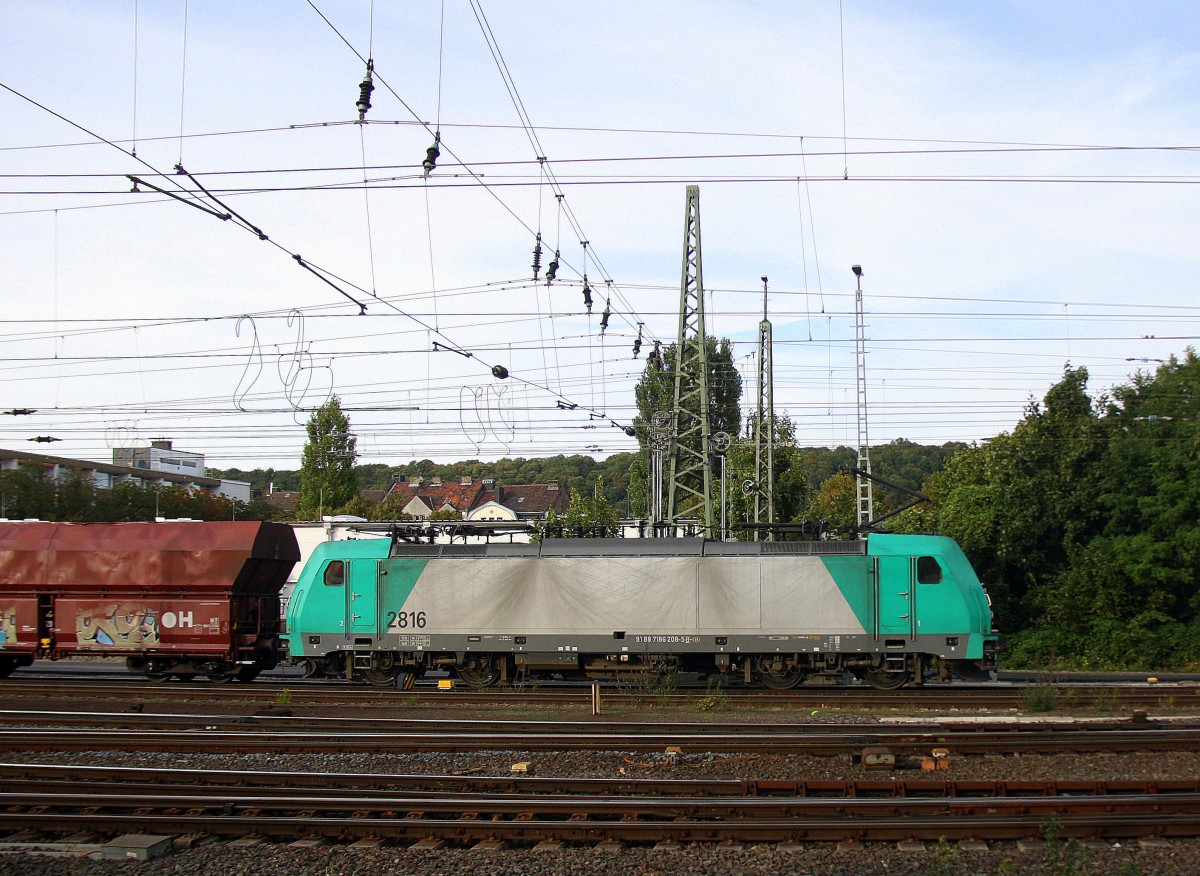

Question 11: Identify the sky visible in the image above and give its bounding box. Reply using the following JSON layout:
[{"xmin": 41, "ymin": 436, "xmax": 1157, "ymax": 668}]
[{"xmin": 2, "ymin": 1, "xmax": 1199, "ymax": 472}]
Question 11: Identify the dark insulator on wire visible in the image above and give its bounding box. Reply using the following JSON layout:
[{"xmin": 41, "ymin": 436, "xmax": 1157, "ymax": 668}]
[
  {"xmin": 531, "ymin": 234, "xmax": 543, "ymax": 280},
  {"xmin": 423, "ymin": 131, "xmax": 441, "ymax": 175},
  {"xmin": 632, "ymin": 323, "xmax": 644, "ymax": 358},
  {"xmin": 546, "ymin": 250, "xmax": 559, "ymax": 283},
  {"xmin": 356, "ymin": 59, "xmax": 375, "ymax": 120},
  {"xmin": 600, "ymin": 299, "xmax": 611, "ymax": 335},
  {"xmin": 649, "ymin": 340, "xmax": 663, "ymax": 371},
  {"xmin": 29, "ymin": 435, "xmax": 62, "ymax": 443},
  {"xmin": 582, "ymin": 276, "xmax": 593, "ymax": 314}
]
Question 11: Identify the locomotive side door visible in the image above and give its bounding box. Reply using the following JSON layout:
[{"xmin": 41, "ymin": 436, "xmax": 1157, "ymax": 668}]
[
  {"xmin": 347, "ymin": 560, "xmax": 380, "ymax": 635},
  {"xmin": 875, "ymin": 555, "xmax": 915, "ymax": 638}
]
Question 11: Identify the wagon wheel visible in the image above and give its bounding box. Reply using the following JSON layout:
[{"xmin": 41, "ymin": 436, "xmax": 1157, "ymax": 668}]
[
  {"xmin": 173, "ymin": 673, "xmax": 197, "ymax": 682},
  {"xmin": 456, "ymin": 658, "xmax": 501, "ymax": 689},
  {"xmin": 144, "ymin": 671, "xmax": 172, "ymax": 683},
  {"xmin": 865, "ymin": 667, "xmax": 910, "ymax": 690},
  {"xmin": 235, "ymin": 667, "xmax": 261, "ymax": 683},
  {"xmin": 206, "ymin": 673, "xmax": 236, "ymax": 684}
]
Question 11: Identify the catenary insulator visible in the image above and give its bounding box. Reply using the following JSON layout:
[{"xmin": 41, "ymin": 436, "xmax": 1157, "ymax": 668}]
[
  {"xmin": 582, "ymin": 276, "xmax": 593, "ymax": 313},
  {"xmin": 600, "ymin": 299, "xmax": 611, "ymax": 334},
  {"xmin": 356, "ymin": 60, "xmax": 375, "ymax": 120},
  {"xmin": 423, "ymin": 132, "xmax": 441, "ymax": 175},
  {"xmin": 632, "ymin": 323, "xmax": 643, "ymax": 358},
  {"xmin": 531, "ymin": 234, "xmax": 543, "ymax": 280},
  {"xmin": 546, "ymin": 250, "xmax": 559, "ymax": 283},
  {"xmin": 491, "ymin": 364, "xmax": 510, "ymax": 379}
]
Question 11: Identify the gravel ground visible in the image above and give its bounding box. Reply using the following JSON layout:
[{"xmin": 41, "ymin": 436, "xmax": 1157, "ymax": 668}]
[{"xmin": 2, "ymin": 834, "xmax": 1199, "ymax": 876}]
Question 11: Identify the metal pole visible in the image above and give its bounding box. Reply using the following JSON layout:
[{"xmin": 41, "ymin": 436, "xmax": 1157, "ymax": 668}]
[{"xmin": 720, "ymin": 454, "xmax": 727, "ymax": 541}]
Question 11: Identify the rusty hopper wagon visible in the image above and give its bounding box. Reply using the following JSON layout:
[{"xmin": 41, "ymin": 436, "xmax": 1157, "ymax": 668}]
[{"xmin": 0, "ymin": 521, "xmax": 299, "ymax": 681}]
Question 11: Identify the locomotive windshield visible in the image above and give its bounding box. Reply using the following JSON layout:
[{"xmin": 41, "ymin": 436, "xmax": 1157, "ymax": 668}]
[{"xmin": 916, "ymin": 555, "xmax": 943, "ymax": 584}]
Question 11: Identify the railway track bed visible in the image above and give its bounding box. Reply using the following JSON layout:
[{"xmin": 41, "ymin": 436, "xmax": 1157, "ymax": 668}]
[
  {"xmin": 0, "ymin": 708, "xmax": 1195, "ymax": 755},
  {"xmin": 5, "ymin": 763, "xmax": 1200, "ymax": 846},
  {"xmin": 3, "ymin": 673, "xmax": 1196, "ymax": 712},
  {"xmin": 3, "ymin": 679, "xmax": 1200, "ymax": 873}
]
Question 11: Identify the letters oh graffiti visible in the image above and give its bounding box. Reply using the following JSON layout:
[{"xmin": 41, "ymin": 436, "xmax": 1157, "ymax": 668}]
[{"xmin": 160, "ymin": 611, "xmax": 194, "ymax": 629}]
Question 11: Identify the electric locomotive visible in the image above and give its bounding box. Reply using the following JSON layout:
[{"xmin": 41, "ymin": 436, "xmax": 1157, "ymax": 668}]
[{"xmin": 284, "ymin": 533, "xmax": 1000, "ymax": 690}]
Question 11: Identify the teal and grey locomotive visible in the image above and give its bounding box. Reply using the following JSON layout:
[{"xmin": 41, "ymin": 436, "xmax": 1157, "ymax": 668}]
[{"xmin": 283, "ymin": 533, "xmax": 1000, "ymax": 690}]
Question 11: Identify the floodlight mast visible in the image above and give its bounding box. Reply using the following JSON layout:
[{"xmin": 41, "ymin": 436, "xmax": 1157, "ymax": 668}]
[
  {"xmin": 853, "ymin": 265, "xmax": 874, "ymax": 535},
  {"xmin": 753, "ymin": 275, "xmax": 776, "ymax": 540}
]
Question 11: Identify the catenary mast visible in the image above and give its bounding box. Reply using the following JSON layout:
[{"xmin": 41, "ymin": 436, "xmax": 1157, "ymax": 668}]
[{"xmin": 666, "ymin": 186, "xmax": 714, "ymax": 534}]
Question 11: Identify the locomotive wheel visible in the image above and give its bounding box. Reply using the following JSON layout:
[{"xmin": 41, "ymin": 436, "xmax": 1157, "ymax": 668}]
[
  {"xmin": 865, "ymin": 668, "xmax": 910, "ymax": 690},
  {"xmin": 456, "ymin": 661, "xmax": 501, "ymax": 689},
  {"xmin": 174, "ymin": 673, "xmax": 197, "ymax": 682},
  {"xmin": 757, "ymin": 665, "xmax": 804, "ymax": 690},
  {"xmin": 206, "ymin": 673, "xmax": 236, "ymax": 683},
  {"xmin": 362, "ymin": 668, "xmax": 400, "ymax": 687},
  {"xmin": 145, "ymin": 671, "xmax": 171, "ymax": 683},
  {"xmin": 235, "ymin": 667, "xmax": 261, "ymax": 683}
]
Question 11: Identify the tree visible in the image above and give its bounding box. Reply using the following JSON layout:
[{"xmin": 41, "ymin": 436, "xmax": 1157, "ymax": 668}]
[
  {"xmin": 298, "ymin": 396, "xmax": 358, "ymax": 519},
  {"xmin": 0, "ymin": 464, "xmax": 57, "ymax": 519},
  {"xmin": 722, "ymin": 415, "xmax": 815, "ymax": 539},
  {"xmin": 629, "ymin": 336, "xmax": 742, "ymax": 517},
  {"xmin": 538, "ymin": 487, "xmax": 619, "ymax": 538}
]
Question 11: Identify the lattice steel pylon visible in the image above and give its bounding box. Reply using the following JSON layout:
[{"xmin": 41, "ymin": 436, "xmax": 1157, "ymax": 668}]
[
  {"xmin": 853, "ymin": 265, "xmax": 874, "ymax": 534},
  {"xmin": 666, "ymin": 185, "xmax": 714, "ymax": 534},
  {"xmin": 753, "ymin": 276, "xmax": 776, "ymax": 540}
]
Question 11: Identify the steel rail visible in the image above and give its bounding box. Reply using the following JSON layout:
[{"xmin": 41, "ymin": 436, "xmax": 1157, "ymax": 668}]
[
  {"xmin": 0, "ymin": 793, "xmax": 1199, "ymax": 843},
  {"xmin": 0, "ymin": 725, "xmax": 1194, "ymax": 755},
  {"xmin": 4, "ymin": 762, "xmax": 1200, "ymax": 800},
  {"xmin": 0, "ymin": 676, "xmax": 1192, "ymax": 710},
  {"xmin": 0, "ymin": 708, "xmax": 1182, "ymax": 737}
]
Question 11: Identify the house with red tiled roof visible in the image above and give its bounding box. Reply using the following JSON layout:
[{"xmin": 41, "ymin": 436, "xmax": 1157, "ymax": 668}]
[
  {"xmin": 468, "ymin": 482, "xmax": 570, "ymax": 521},
  {"xmin": 389, "ymin": 477, "xmax": 569, "ymax": 521}
]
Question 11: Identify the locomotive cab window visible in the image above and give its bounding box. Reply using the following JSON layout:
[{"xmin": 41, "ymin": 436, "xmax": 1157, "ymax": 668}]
[
  {"xmin": 917, "ymin": 555, "xmax": 943, "ymax": 584},
  {"xmin": 323, "ymin": 560, "xmax": 345, "ymax": 587}
]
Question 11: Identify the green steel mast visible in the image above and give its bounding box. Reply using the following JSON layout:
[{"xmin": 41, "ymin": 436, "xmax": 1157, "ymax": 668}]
[{"xmin": 667, "ymin": 185, "xmax": 714, "ymax": 534}]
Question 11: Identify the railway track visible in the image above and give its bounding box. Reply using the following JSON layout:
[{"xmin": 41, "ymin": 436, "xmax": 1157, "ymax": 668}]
[
  {"xmin": 1, "ymin": 763, "xmax": 1199, "ymax": 844},
  {"xmin": 0, "ymin": 708, "xmax": 1194, "ymax": 754},
  {"xmin": 0, "ymin": 674, "xmax": 1195, "ymax": 711}
]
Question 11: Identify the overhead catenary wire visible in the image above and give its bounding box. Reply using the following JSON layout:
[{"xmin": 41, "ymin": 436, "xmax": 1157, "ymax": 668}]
[{"xmin": 6, "ymin": 9, "xmax": 1197, "ymax": 469}]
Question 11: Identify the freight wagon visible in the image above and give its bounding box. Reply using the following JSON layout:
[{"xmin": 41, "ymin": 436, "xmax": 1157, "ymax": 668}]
[
  {"xmin": 284, "ymin": 533, "xmax": 1000, "ymax": 690},
  {"xmin": 0, "ymin": 521, "xmax": 299, "ymax": 681}
]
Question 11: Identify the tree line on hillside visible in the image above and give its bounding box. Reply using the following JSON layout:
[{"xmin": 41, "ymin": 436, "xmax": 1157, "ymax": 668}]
[{"xmin": 212, "ymin": 440, "xmax": 956, "ymax": 525}]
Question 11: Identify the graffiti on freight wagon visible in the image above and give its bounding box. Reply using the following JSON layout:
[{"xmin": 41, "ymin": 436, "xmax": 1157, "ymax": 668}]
[
  {"xmin": 0, "ymin": 608, "xmax": 15, "ymax": 645},
  {"xmin": 75, "ymin": 604, "xmax": 160, "ymax": 648}
]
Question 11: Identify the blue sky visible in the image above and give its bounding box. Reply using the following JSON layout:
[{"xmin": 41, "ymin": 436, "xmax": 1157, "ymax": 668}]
[{"xmin": 2, "ymin": 2, "xmax": 1198, "ymax": 469}]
